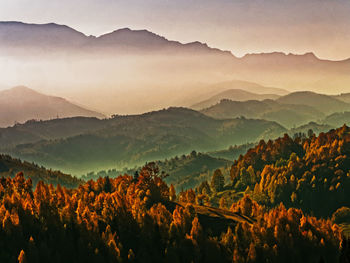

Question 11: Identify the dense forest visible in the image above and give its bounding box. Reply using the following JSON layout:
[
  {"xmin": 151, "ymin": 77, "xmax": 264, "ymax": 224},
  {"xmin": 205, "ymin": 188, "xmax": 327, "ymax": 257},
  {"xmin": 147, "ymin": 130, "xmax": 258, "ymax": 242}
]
[
  {"xmin": 0, "ymin": 165, "xmax": 348, "ymax": 262},
  {"xmin": 227, "ymin": 125, "xmax": 350, "ymax": 218}
]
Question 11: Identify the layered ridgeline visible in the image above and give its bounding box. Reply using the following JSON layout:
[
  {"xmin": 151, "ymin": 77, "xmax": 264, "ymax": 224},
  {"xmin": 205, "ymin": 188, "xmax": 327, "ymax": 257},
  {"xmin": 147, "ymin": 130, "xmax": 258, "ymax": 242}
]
[
  {"xmin": 1, "ymin": 107, "xmax": 285, "ymax": 174},
  {"xmin": 199, "ymin": 91, "xmax": 350, "ymax": 128},
  {"xmin": 191, "ymin": 89, "xmax": 281, "ymax": 110},
  {"xmin": 0, "ymin": 154, "xmax": 81, "ymax": 188},
  {"xmin": 0, "ymin": 164, "xmax": 347, "ymax": 262},
  {"xmin": 1, "ymin": 22, "xmax": 350, "ymax": 115},
  {"xmin": 226, "ymin": 125, "xmax": 350, "ymax": 218},
  {"xmin": 0, "ymin": 86, "xmax": 104, "ymax": 128}
]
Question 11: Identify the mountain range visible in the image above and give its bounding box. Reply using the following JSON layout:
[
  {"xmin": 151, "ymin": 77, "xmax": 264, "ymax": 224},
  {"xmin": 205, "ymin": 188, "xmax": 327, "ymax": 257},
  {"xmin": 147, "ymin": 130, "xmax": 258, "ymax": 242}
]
[
  {"xmin": 1, "ymin": 21, "xmax": 350, "ymax": 113},
  {"xmin": 0, "ymin": 86, "xmax": 104, "ymax": 127},
  {"xmin": 0, "ymin": 21, "xmax": 232, "ymax": 56}
]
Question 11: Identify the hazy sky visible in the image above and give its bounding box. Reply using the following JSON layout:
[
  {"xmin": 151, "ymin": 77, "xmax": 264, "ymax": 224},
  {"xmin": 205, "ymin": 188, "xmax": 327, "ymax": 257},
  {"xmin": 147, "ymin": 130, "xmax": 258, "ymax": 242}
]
[{"xmin": 1, "ymin": 0, "xmax": 350, "ymax": 60}]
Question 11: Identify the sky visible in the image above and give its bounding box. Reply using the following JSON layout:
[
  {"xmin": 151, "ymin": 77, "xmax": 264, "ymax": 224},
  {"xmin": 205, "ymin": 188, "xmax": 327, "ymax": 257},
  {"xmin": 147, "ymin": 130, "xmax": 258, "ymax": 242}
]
[{"xmin": 1, "ymin": 0, "xmax": 350, "ymax": 60}]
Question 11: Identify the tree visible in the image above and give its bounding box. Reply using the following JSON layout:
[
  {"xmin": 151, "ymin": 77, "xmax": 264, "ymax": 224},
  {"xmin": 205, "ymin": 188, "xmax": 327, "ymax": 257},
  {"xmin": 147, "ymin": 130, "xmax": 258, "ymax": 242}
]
[
  {"xmin": 190, "ymin": 150, "xmax": 197, "ymax": 158},
  {"xmin": 219, "ymin": 196, "xmax": 227, "ymax": 209},
  {"xmin": 169, "ymin": 184, "xmax": 177, "ymax": 201},
  {"xmin": 18, "ymin": 250, "xmax": 27, "ymax": 263},
  {"xmin": 307, "ymin": 129, "xmax": 314, "ymax": 138},
  {"xmin": 210, "ymin": 169, "xmax": 224, "ymax": 192}
]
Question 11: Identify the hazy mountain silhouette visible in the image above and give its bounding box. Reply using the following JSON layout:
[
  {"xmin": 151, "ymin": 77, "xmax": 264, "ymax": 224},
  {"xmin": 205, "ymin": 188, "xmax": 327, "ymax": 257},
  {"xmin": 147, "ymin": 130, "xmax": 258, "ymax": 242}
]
[
  {"xmin": 0, "ymin": 21, "xmax": 232, "ymax": 56},
  {"xmin": 200, "ymin": 99, "xmax": 324, "ymax": 128},
  {"xmin": 0, "ymin": 86, "xmax": 104, "ymax": 127},
  {"xmin": 276, "ymin": 91, "xmax": 350, "ymax": 115},
  {"xmin": 191, "ymin": 89, "xmax": 280, "ymax": 110},
  {"xmin": 0, "ymin": 22, "xmax": 87, "ymax": 51}
]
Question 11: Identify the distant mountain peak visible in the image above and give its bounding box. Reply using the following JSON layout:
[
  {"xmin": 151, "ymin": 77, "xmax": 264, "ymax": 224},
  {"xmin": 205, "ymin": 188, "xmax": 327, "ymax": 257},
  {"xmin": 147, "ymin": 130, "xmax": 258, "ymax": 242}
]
[
  {"xmin": 0, "ymin": 86, "xmax": 104, "ymax": 127},
  {"xmin": 3, "ymin": 85, "xmax": 42, "ymax": 95}
]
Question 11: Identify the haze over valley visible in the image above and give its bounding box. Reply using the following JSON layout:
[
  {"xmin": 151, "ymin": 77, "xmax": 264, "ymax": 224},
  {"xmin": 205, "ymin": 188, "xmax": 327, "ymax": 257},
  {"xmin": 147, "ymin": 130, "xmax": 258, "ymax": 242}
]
[{"xmin": 1, "ymin": 22, "xmax": 350, "ymax": 115}]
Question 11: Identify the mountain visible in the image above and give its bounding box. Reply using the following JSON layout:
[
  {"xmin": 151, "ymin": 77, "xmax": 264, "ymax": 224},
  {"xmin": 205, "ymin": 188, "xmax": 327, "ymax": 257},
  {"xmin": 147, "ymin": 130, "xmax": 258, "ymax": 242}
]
[
  {"xmin": 0, "ymin": 86, "xmax": 105, "ymax": 127},
  {"xmin": 0, "ymin": 21, "xmax": 233, "ymax": 57},
  {"xmin": 0, "ymin": 154, "xmax": 82, "ymax": 188},
  {"xmin": 2, "ymin": 107, "xmax": 286, "ymax": 174},
  {"xmin": 191, "ymin": 89, "xmax": 280, "ymax": 110},
  {"xmin": 0, "ymin": 22, "xmax": 87, "ymax": 51},
  {"xmin": 200, "ymin": 99, "xmax": 324, "ymax": 128},
  {"xmin": 276, "ymin": 91, "xmax": 350, "ymax": 115}
]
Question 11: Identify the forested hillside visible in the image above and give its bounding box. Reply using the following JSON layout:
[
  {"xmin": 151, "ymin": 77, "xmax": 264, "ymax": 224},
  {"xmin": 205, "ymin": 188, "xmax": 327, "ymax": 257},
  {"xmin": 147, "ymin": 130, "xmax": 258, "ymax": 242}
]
[
  {"xmin": 0, "ymin": 154, "xmax": 81, "ymax": 188},
  {"xmin": 227, "ymin": 125, "xmax": 350, "ymax": 218},
  {"xmin": 0, "ymin": 117, "xmax": 103, "ymax": 148},
  {"xmin": 4, "ymin": 107, "xmax": 285, "ymax": 174}
]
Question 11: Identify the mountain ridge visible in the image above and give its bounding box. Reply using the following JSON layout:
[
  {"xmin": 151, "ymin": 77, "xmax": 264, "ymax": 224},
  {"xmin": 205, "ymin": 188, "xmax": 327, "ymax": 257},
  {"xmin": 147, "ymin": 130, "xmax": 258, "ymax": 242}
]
[
  {"xmin": 0, "ymin": 86, "xmax": 105, "ymax": 127},
  {"xmin": 2, "ymin": 21, "xmax": 350, "ymax": 62}
]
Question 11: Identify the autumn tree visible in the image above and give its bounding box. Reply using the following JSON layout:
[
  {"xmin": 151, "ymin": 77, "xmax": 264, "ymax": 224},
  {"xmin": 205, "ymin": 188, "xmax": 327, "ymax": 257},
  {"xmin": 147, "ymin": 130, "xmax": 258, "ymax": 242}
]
[
  {"xmin": 210, "ymin": 169, "xmax": 224, "ymax": 192},
  {"xmin": 169, "ymin": 184, "xmax": 177, "ymax": 201}
]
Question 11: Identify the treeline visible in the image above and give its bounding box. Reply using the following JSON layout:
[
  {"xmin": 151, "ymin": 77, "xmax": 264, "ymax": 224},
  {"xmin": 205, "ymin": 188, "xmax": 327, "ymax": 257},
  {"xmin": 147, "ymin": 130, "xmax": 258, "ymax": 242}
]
[{"xmin": 0, "ymin": 164, "xmax": 348, "ymax": 262}]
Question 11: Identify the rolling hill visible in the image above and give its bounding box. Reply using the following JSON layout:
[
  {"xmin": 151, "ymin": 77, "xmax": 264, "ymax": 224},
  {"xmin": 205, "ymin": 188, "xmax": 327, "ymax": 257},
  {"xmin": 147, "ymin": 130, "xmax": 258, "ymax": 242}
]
[
  {"xmin": 322, "ymin": 112, "xmax": 350, "ymax": 128},
  {"xmin": 276, "ymin": 91, "xmax": 350, "ymax": 115},
  {"xmin": 289, "ymin": 122, "xmax": 333, "ymax": 136},
  {"xmin": 191, "ymin": 89, "xmax": 280, "ymax": 110},
  {"xmin": 200, "ymin": 99, "xmax": 324, "ymax": 128},
  {"xmin": 2, "ymin": 107, "xmax": 286, "ymax": 174},
  {"xmin": 0, "ymin": 116, "xmax": 104, "ymax": 148},
  {"xmin": 0, "ymin": 154, "xmax": 82, "ymax": 188},
  {"xmin": 0, "ymin": 86, "xmax": 104, "ymax": 127}
]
